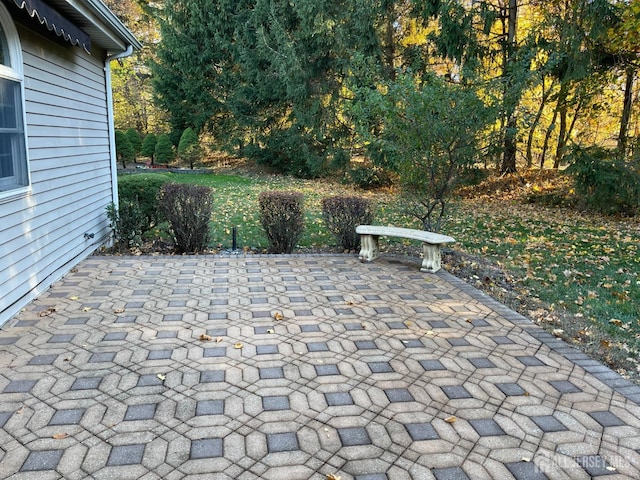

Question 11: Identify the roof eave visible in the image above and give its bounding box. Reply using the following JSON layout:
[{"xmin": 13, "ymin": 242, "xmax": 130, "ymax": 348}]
[{"xmin": 58, "ymin": 0, "xmax": 142, "ymax": 54}]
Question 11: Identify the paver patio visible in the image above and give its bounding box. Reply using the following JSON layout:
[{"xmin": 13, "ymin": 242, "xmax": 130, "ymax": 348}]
[{"xmin": 1, "ymin": 254, "xmax": 639, "ymax": 479}]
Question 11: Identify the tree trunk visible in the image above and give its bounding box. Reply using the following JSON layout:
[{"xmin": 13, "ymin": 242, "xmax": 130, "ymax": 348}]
[
  {"xmin": 553, "ymin": 106, "xmax": 568, "ymax": 168},
  {"xmin": 383, "ymin": 1, "xmax": 396, "ymax": 81},
  {"xmin": 501, "ymin": 115, "xmax": 518, "ymax": 173},
  {"xmin": 552, "ymin": 82, "xmax": 569, "ymax": 168},
  {"xmin": 526, "ymin": 80, "xmax": 552, "ymax": 168},
  {"xmin": 499, "ymin": 0, "xmax": 519, "ymax": 175},
  {"xmin": 618, "ymin": 66, "xmax": 635, "ymax": 156},
  {"xmin": 540, "ymin": 106, "xmax": 559, "ymax": 169}
]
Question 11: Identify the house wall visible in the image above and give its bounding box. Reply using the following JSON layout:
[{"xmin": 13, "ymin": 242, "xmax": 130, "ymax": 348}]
[{"xmin": 0, "ymin": 24, "xmax": 115, "ymax": 326}]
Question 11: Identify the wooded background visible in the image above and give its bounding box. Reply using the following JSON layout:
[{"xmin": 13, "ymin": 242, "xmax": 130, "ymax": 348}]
[{"xmin": 104, "ymin": 0, "xmax": 640, "ymax": 178}]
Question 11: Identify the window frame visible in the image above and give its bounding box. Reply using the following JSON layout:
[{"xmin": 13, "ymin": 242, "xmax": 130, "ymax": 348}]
[{"xmin": 0, "ymin": 3, "xmax": 30, "ymax": 200}]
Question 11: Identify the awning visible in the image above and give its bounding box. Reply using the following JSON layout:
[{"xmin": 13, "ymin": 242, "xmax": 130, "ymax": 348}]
[{"xmin": 9, "ymin": 0, "xmax": 91, "ymax": 53}]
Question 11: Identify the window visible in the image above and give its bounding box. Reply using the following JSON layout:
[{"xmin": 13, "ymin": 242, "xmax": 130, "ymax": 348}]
[{"xmin": 0, "ymin": 9, "xmax": 29, "ymax": 195}]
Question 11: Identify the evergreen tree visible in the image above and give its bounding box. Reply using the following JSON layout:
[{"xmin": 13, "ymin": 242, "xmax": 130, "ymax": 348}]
[
  {"xmin": 178, "ymin": 128, "xmax": 203, "ymax": 169},
  {"xmin": 154, "ymin": 134, "xmax": 174, "ymax": 164},
  {"xmin": 115, "ymin": 130, "xmax": 135, "ymax": 169},
  {"xmin": 125, "ymin": 128, "xmax": 142, "ymax": 158},
  {"xmin": 151, "ymin": 0, "xmax": 241, "ymax": 137},
  {"xmin": 140, "ymin": 133, "xmax": 157, "ymax": 163},
  {"xmin": 152, "ymin": 0, "xmax": 387, "ymax": 177}
]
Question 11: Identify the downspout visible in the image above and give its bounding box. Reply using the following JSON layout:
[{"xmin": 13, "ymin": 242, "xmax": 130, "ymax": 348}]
[{"xmin": 105, "ymin": 45, "xmax": 134, "ymax": 224}]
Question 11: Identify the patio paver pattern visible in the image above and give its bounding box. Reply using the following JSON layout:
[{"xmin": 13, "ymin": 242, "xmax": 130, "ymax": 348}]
[{"xmin": 1, "ymin": 255, "xmax": 640, "ymax": 479}]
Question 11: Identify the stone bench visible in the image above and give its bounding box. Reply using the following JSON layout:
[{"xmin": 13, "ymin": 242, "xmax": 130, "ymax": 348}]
[{"xmin": 356, "ymin": 225, "xmax": 455, "ymax": 273}]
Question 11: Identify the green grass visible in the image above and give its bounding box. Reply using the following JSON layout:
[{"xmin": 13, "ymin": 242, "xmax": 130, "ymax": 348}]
[
  {"xmin": 447, "ymin": 200, "xmax": 640, "ymax": 357},
  {"xmin": 164, "ymin": 172, "xmax": 413, "ymax": 250},
  {"xmin": 136, "ymin": 171, "xmax": 639, "ymax": 368}
]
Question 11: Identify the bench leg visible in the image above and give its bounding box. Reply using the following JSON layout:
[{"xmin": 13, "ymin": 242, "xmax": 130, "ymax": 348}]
[
  {"xmin": 421, "ymin": 243, "xmax": 442, "ymax": 273},
  {"xmin": 358, "ymin": 234, "xmax": 379, "ymax": 262}
]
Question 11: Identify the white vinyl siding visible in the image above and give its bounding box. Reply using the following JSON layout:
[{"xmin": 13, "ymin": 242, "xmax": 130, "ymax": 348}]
[{"xmin": 0, "ymin": 24, "xmax": 116, "ymax": 326}]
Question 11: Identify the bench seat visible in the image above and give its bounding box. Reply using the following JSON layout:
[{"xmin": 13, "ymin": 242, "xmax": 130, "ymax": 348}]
[{"xmin": 356, "ymin": 225, "xmax": 455, "ymax": 273}]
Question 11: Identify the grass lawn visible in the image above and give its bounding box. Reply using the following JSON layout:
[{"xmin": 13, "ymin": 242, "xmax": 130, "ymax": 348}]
[{"xmin": 138, "ymin": 170, "xmax": 640, "ymax": 380}]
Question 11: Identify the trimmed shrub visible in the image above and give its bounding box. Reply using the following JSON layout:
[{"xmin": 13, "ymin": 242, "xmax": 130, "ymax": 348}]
[
  {"xmin": 158, "ymin": 183, "xmax": 213, "ymax": 253},
  {"xmin": 155, "ymin": 134, "xmax": 175, "ymax": 164},
  {"xmin": 115, "ymin": 130, "xmax": 135, "ymax": 168},
  {"xmin": 566, "ymin": 146, "xmax": 640, "ymax": 215},
  {"xmin": 178, "ymin": 128, "xmax": 203, "ymax": 169},
  {"xmin": 258, "ymin": 191, "xmax": 304, "ymax": 253},
  {"xmin": 322, "ymin": 196, "xmax": 374, "ymax": 251},
  {"xmin": 117, "ymin": 173, "xmax": 171, "ymax": 234},
  {"xmin": 140, "ymin": 133, "xmax": 157, "ymax": 161},
  {"xmin": 106, "ymin": 200, "xmax": 145, "ymax": 251},
  {"xmin": 125, "ymin": 128, "xmax": 142, "ymax": 157}
]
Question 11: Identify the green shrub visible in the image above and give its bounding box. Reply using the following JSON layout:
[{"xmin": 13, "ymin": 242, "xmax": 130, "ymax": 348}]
[
  {"xmin": 125, "ymin": 128, "xmax": 142, "ymax": 157},
  {"xmin": 566, "ymin": 146, "xmax": 640, "ymax": 215},
  {"xmin": 322, "ymin": 196, "xmax": 373, "ymax": 251},
  {"xmin": 117, "ymin": 173, "xmax": 171, "ymax": 234},
  {"xmin": 258, "ymin": 191, "xmax": 304, "ymax": 253},
  {"xmin": 115, "ymin": 130, "xmax": 135, "ymax": 168},
  {"xmin": 106, "ymin": 200, "xmax": 145, "ymax": 251},
  {"xmin": 178, "ymin": 128, "xmax": 203, "ymax": 169},
  {"xmin": 158, "ymin": 183, "xmax": 213, "ymax": 253},
  {"xmin": 140, "ymin": 133, "xmax": 157, "ymax": 161},
  {"xmin": 155, "ymin": 134, "xmax": 175, "ymax": 164},
  {"xmin": 345, "ymin": 164, "xmax": 394, "ymax": 190}
]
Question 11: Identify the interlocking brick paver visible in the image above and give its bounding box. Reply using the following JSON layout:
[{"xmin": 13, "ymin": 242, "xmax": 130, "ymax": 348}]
[
  {"xmin": 107, "ymin": 444, "xmax": 145, "ymax": 466},
  {"xmin": 1, "ymin": 255, "xmax": 640, "ymax": 479},
  {"xmin": 20, "ymin": 449, "xmax": 64, "ymax": 472},
  {"xmin": 190, "ymin": 438, "xmax": 224, "ymax": 459}
]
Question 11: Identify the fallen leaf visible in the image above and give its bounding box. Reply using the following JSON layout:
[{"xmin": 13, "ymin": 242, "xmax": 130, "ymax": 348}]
[
  {"xmin": 327, "ymin": 474, "xmax": 342, "ymax": 480},
  {"xmin": 69, "ymin": 296, "xmax": 79, "ymax": 301},
  {"xmin": 199, "ymin": 333, "xmax": 213, "ymax": 341},
  {"xmin": 266, "ymin": 329, "xmax": 275, "ymax": 334},
  {"xmin": 216, "ymin": 337, "xmax": 224, "ymax": 343},
  {"xmin": 444, "ymin": 415, "xmax": 456, "ymax": 423},
  {"xmin": 522, "ymin": 457, "xmax": 531, "ymax": 462},
  {"xmin": 82, "ymin": 307, "xmax": 91, "ymax": 312},
  {"xmin": 273, "ymin": 311, "xmax": 284, "ymax": 321},
  {"xmin": 404, "ymin": 321, "xmax": 412, "ymax": 326},
  {"xmin": 609, "ymin": 319, "xmax": 623, "ymax": 327},
  {"xmin": 53, "ymin": 433, "xmax": 68, "ymax": 439},
  {"xmin": 38, "ymin": 307, "xmax": 56, "ymax": 317},
  {"xmin": 114, "ymin": 308, "xmax": 125, "ymax": 314},
  {"xmin": 234, "ymin": 342, "xmax": 243, "ymax": 349},
  {"xmin": 552, "ymin": 329, "xmax": 564, "ymax": 337},
  {"xmin": 157, "ymin": 374, "xmax": 166, "ymax": 381}
]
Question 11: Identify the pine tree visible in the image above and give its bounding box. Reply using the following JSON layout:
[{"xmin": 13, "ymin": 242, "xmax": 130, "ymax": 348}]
[
  {"xmin": 178, "ymin": 128, "xmax": 202, "ymax": 169},
  {"xmin": 152, "ymin": 0, "xmax": 387, "ymax": 177},
  {"xmin": 115, "ymin": 130, "xmax": 135, "ymax": 169},
  {"xmin": 154, "ymin": 134, "xmax": 174, "ymax": 165},
  {"xmin": 125, "ymin": 128, "xmax": 142, "ymax": 159},
  {"xmin": 140, "ymin": 133, "xmax": 157, "ymax": 163}
]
